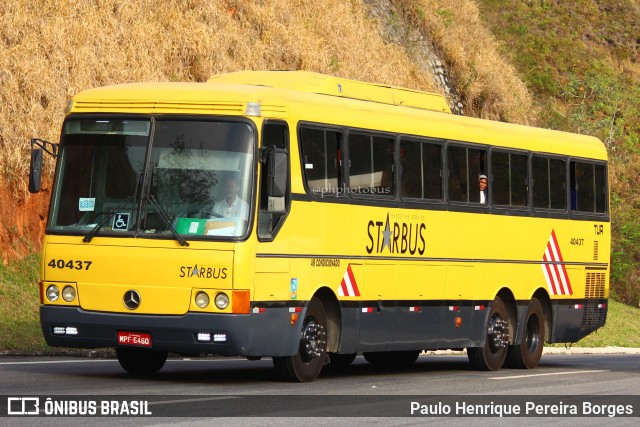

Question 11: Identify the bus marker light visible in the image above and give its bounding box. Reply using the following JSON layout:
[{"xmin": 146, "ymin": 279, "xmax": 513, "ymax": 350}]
[
  {"xmin": 475, "ymin": 305, "xmax": 485, "ymax": 311},
  {"xmin": 455, "ymin": 317, "xmax": 462, "ymax": 328},
  {"xmin": 290, "ymin": 313, "xmax": 298, "ymax": 325},
  {"xmin": 253, "ymin": 307, "xmax": 265, "ymax": 314},
  {"xmin": 449, "ymin": 306, "xmax": 460, "ymax": 312},
  {"xmin": 197, "ymin": 332, "xmax": 211, "ymax": 342},
  {"xmin": 598, "ymin": 303, "xmax": 606, "ymax": 309},
  {"xmin": 245, "ymin": 102, "xmax": 261, "ymax": 117},
  {"xmin": 574, "ymin": 304, "xmax": 583, "ymax": 309},
  {"xmin": 53, "ymin": 326, "xmax": 79, "ymax": 336},
  {"xmin": 409, "ymin": 306, "xmax": 421, "ymax": 312},
  {"xmin": 362, "ymin": 307, "xmax": 373, "ymax": 313}
]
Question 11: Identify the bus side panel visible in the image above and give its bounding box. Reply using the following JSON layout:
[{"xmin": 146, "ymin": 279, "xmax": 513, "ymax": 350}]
[
  {"xmin": 394, "ymin": 264, "xmax": 444, "ymax": 348},
  {"xmin": 335, "ymin": 303, "xmax": 360, "ymax": 354},
  {"xmin": 549, "ymin": 299, "xmax": 608, "ymax": 343},
  {"xmin": 246, "ymin": 305, "xmax": 305, "ymax": 357},
  {"xmin": 355, "ymin": 264, "xmax": 396, "ymax": 352}
]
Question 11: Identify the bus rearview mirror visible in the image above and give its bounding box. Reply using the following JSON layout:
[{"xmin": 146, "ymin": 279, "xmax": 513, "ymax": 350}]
[
  {"xmin": 29, "ymin": 148, "xmax": 44, "ymax": 193},
  {"xmin": 267, "ymin": 148, "xmax": 288, "ymax": 198}
]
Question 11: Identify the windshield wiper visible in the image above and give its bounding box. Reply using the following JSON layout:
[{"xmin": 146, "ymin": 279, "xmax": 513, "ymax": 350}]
[
  {"xmin": 83, "ymin": 200, "xmax": 132, "ymax": 243},
  {"xmin": 146, "ymin": 194, "xmax": 189, "ymax": 247}
]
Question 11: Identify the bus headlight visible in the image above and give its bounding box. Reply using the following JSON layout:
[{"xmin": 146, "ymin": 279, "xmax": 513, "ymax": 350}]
[
  {"xmin": 62, "ymin": 286, "xmax": 76, "ymax": 302},
  {"xmin": 46, "ymin": 285, "xmax": 60, "ymax": 302},
  {"xmin": 195, "ymin": 291, "xmax": 210, "ymax": 309},
  {"xmin": 215, "ymin": 292, "xmax": 229, "ymax": 310}
]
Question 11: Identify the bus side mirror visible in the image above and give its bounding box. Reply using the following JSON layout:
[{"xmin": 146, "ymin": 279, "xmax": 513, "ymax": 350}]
[
  {"xmin": 29, "ymin": 148, "xmax": 44, "ymax": 193},
  {"xmin": 267, "ymin": 148, "xmax": 288, "ymax": 198}
]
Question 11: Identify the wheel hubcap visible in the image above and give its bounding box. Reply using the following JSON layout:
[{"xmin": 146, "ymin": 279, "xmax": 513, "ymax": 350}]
[
  {"xmin": 300, "ymin": 319, "xmax": 326, "ymax": 363},
  {"xmin": 488, "ymin": 316, "xmax": 509, "ymax": 352}
]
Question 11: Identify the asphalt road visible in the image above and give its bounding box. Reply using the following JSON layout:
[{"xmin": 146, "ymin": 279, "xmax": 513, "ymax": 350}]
[{"xmin": 1, "ymin": 352, "xmax": 639, "ymax": 425}]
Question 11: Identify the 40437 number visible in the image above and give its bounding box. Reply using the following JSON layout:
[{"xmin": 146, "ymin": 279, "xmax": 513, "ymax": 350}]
[{"xmin": 47, "ymin": 259, "xmax": 93, "ymax": 270}]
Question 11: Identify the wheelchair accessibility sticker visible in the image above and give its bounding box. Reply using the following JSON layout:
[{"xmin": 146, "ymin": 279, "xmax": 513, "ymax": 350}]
[{"xmin": 112, "ymin": 213, "xmax": 130, "ymax": 231}]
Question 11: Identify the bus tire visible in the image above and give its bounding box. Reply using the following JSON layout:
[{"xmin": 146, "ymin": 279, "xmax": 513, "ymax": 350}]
[
  {"xmin": 363, "ymin": 351, "xmax": 420, "ymax": 366},
  {"xmin": 329, "ymin": 353, "xmax": 357, "ymax": 368},
  {"xmin": 116, "ymin": 347, "xmax": 168, "ymax": 375},
  {"xmin": 467, "ymin": 296, "xmax": 509, "ymax": 371},
  {"xmin": 505, "ymin": 298, "xmax": 545, "ymax": 369},
  {"xmin": 273, "ymin": 297, "xmax": 327, "ymax": 382}
]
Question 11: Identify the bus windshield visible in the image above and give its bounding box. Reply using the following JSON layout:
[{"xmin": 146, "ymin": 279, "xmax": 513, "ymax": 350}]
[{"xmin": 49, "ymin": 117, "xmax": 255, "ymax": 240}]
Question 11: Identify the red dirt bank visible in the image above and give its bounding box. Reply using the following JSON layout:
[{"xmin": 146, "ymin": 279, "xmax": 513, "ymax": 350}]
[{"xmin": 0, "ymin": 180, "xmax": 49, "ymax": 264}]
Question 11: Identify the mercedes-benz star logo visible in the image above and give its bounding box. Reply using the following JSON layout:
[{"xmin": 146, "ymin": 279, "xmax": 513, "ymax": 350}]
[{"xmin": 123, "ymin": 290, "xmax": 141, "ymax": 310}]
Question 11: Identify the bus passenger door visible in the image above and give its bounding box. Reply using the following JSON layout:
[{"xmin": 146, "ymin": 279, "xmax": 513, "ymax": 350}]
[{"xmin": 356, "ymin": 263, "xmax": 397, "ymax": 351}]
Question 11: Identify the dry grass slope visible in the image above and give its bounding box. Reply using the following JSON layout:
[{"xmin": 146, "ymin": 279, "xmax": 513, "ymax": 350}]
[
  {"xmin": 396, "ymin": 0, "xmax": 536, "ymax": 123},
  {"xmin": 0, "ymin": 0, "xmax": 536, "ymax": 261},
  {"xmin": 0, "ymin": 0, "xmax": 440, "ymax": 186}
]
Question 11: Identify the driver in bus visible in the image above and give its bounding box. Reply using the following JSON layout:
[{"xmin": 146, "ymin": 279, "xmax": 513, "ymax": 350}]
[{"xmin": 213, "ymin": 175, "xmax": 250, "ymax": 221}]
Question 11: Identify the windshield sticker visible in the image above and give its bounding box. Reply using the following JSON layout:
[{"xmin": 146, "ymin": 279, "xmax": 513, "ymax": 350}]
[
  {"xmin": 112, "ymin": 213, "xmax": 130, "ymax": 231},
  {"xmin": 78, "ymin": 198, "xmax": 96, "ymax": 212}
]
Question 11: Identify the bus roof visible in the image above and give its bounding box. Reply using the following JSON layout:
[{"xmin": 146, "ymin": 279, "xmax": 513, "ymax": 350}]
[
  {"xmin": 68, "ymin": 71, "xmax": 607, "ymax": 161},
  {"xmin": 207, "ymin": 70, "xmax": 452, "ymax": 114}
]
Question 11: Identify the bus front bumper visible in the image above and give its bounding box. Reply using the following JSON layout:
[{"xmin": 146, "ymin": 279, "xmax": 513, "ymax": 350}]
[{"xmin": 40, "ymin": 305, "xmax": 301, "ymax": 357}]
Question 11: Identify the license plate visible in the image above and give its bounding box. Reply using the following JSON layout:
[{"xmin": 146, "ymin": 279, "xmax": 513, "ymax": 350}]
[{"xmin": 117, "ymin": 331, "xmax": 152, "ymax": 347}]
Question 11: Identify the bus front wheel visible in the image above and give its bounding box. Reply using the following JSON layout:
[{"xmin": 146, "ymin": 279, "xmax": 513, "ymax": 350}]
[
  {"xmin": 505, "ymin": 298, "xmax": 545, "ymax": 369},
  {"xmin": 467, "ymin": 296, "xmax": 509, "ymax": 371},
  {"xmin": 116, "ymin": 347, "xmax": 168, "ymax": 375},
  {"xmin": 273, "ymin": 297, "xmax": 327, "ymax": 382}
]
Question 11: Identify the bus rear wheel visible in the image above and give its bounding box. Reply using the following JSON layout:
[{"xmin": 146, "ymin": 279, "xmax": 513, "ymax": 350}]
[
  {"xmin": 505, "ymin": 298, "xmax": 545, "ymax": 369},
  {"xmin": 273, "ymin": 297, "xmax": 327, "ymax": 382},
  {"xmin": 116, "ymin": 347, "xmax": 168, "ymax": 375},
  {"xmin": 467, "ymin": 296, "xmax": 509, "ymax": 371}
]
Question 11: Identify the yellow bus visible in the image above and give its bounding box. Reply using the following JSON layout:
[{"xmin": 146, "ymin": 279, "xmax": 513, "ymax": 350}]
[{"xmin": 29, "ymin": 71, "xmax": 610, "ymax": 382}]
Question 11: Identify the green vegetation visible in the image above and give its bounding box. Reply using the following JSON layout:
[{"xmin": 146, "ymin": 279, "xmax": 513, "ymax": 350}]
[
  {"xmin": 568, "ymin": 300, "xmax": 640, "ymax": 348},
  {"xmin": 477, "ymin": 0, "xmax": 640, "ymax": 306},
  {"xmin": 0, "ymin": 254, "xmax": 48, "ymax": 352}
]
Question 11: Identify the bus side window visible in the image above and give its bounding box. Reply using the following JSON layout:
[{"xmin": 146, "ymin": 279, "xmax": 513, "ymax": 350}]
[
  {"xmin": 300, "ymin": 127, "xmax": 343, "ymax": 196},
  {"xmin": 447, "ymin": 145, "xmax": 486, "ymax": 203},
  {"xmin": 571, "ymin": 161, "xmax": 607, "ymax": 214},
  {"xmin": 492, "ymin": 150, "xmax": 528, "ymax": 207},
  {"xmin": 533, "ymin": 156, "xmax": 566, "ymax": 210},
  {"xmin": 258, "ymin": 121, "xmax": 289, "ymax": 240},
  {"xmin": 400, "ymin": 138, "xmax": 443, "ymax": 200},
  {"xmin": 348, "ymin": 133, "xmax": 395, "ymax": 197}
]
